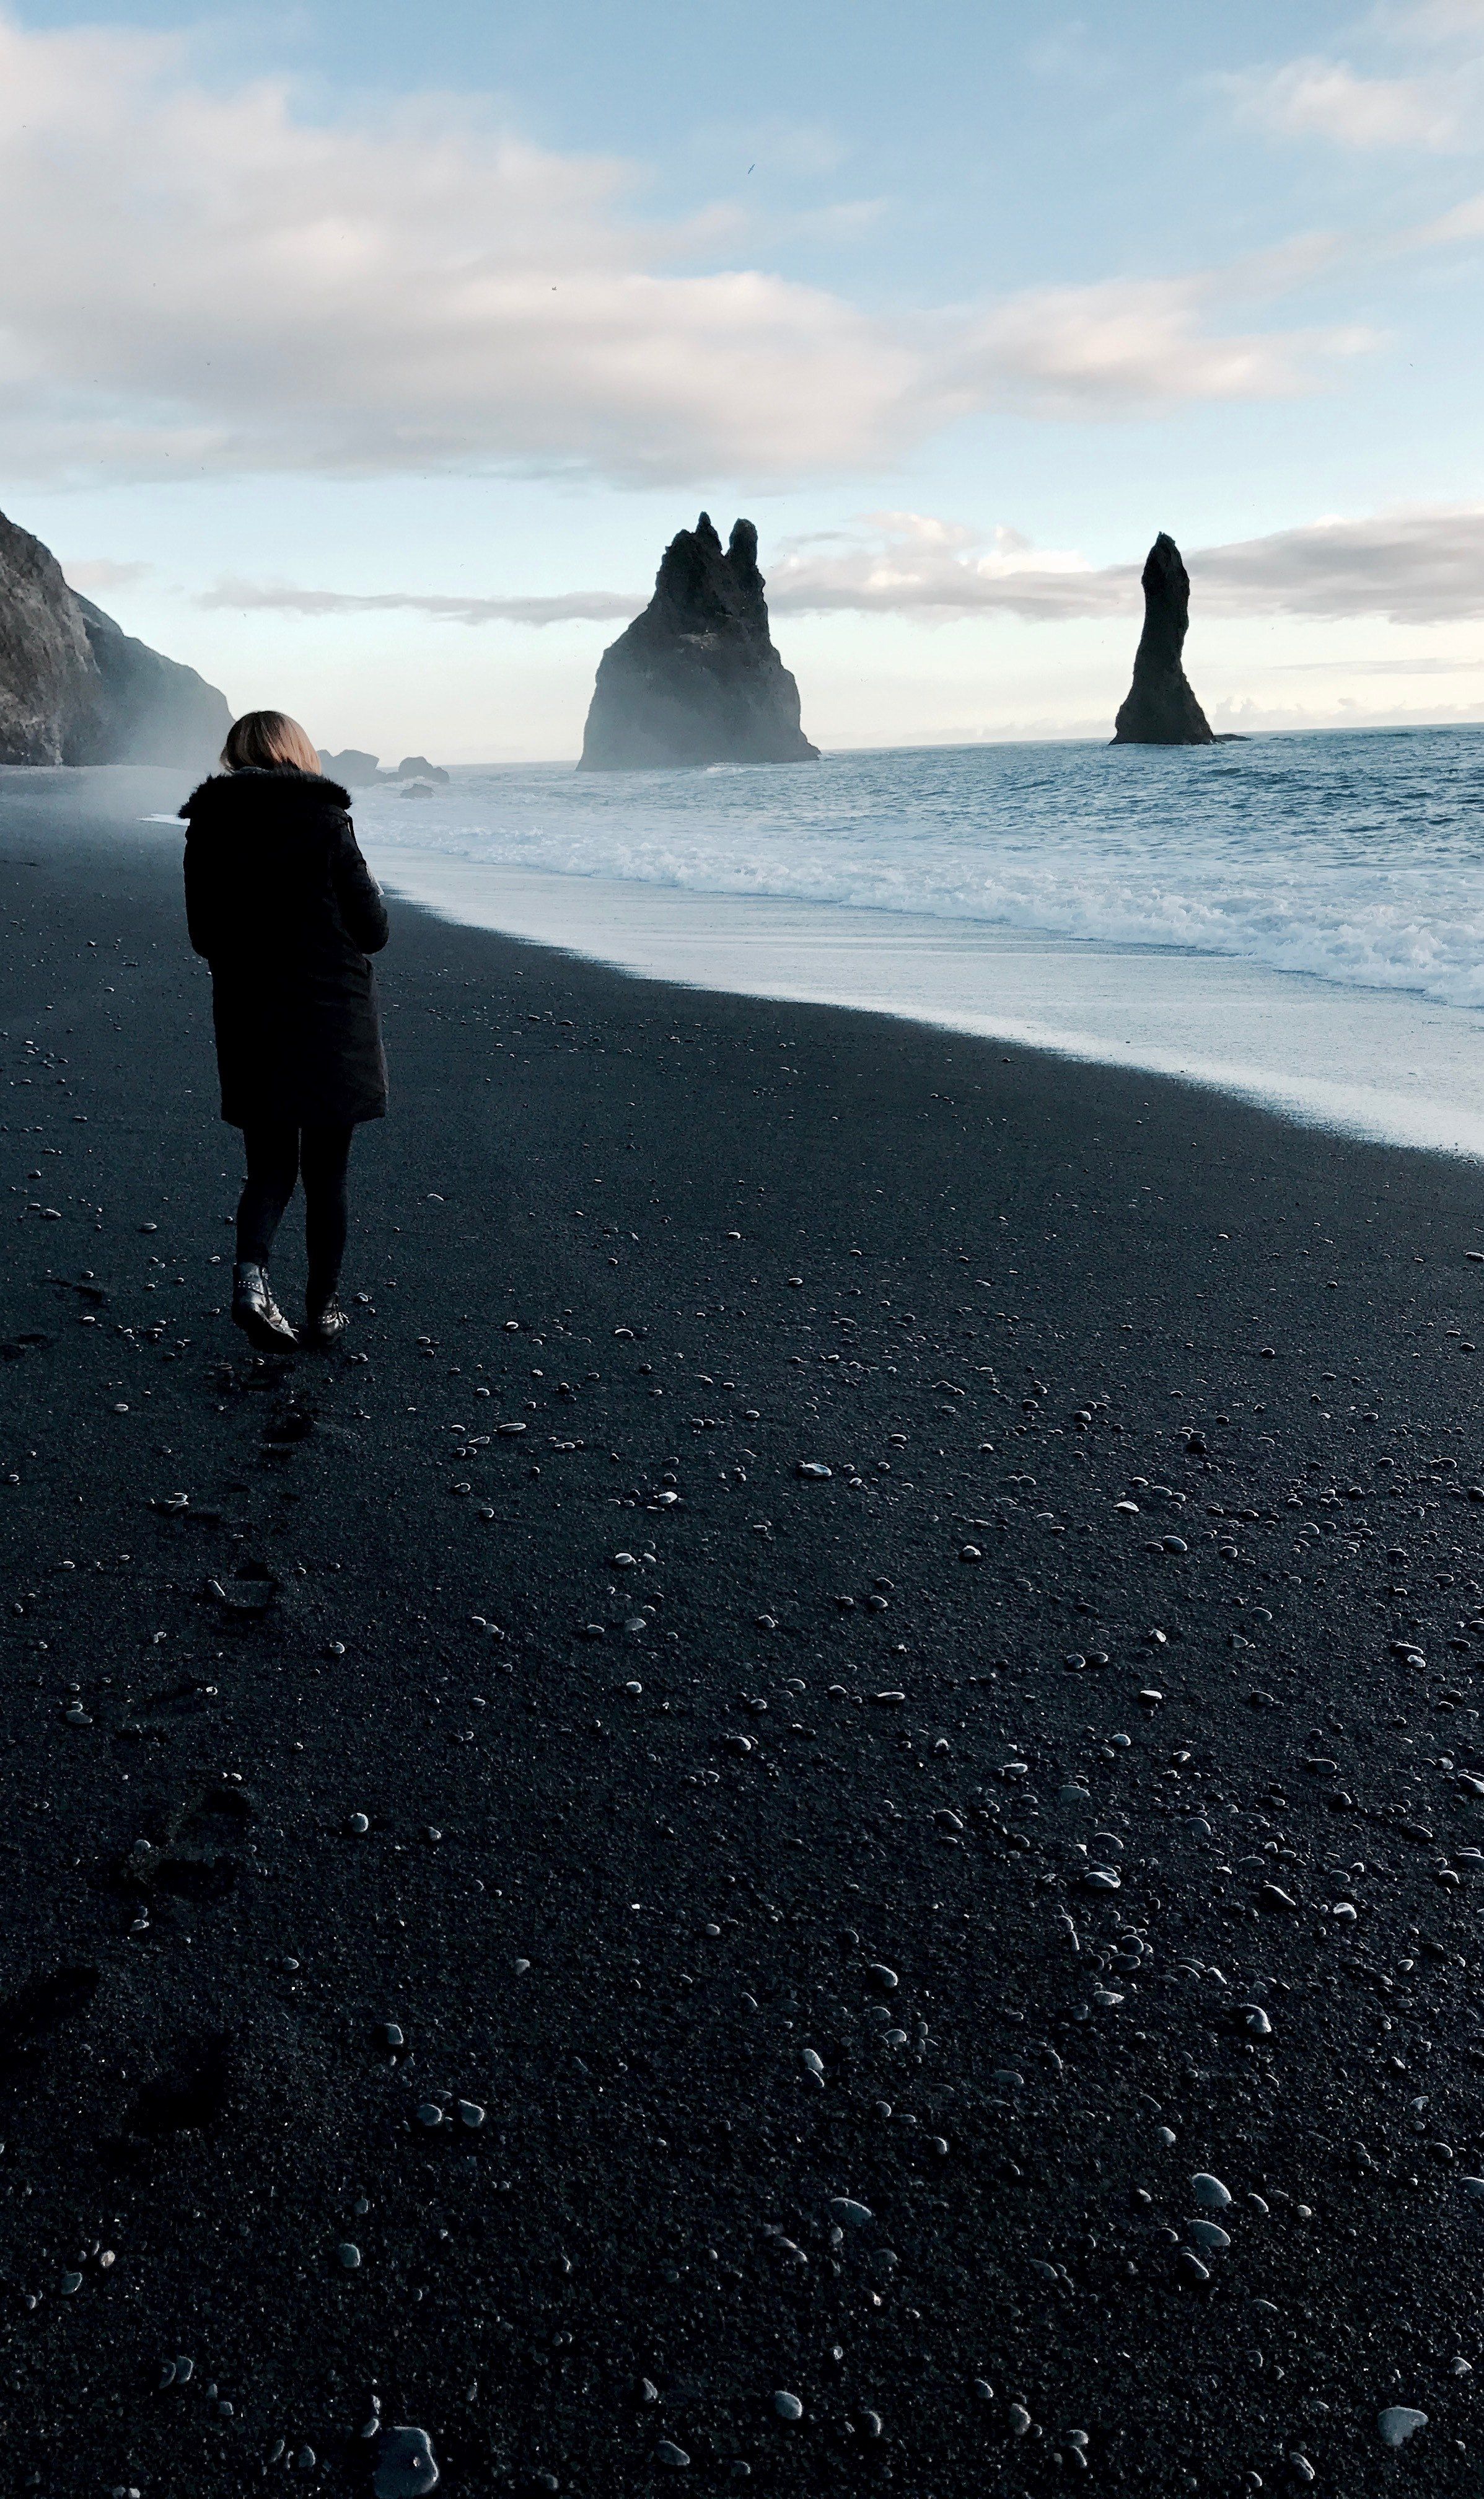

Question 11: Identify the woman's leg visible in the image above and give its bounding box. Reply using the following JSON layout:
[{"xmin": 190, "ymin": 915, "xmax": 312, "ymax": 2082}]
[
  {"xmin": 235, "ymin": 1122, "xmax": 301, "ymax": 1266},
  {"xmin": 300, "ymin": 1123, "xmax": 354, "ymax": 1311}
]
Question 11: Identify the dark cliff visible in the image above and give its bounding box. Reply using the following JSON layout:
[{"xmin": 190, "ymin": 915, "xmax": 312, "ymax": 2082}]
[
  {"xmin": 0, "ymin": 510, "xmax": 98, "ymax": 765},
  {"xmin": 1111, "ymin": 532, "xmax": 1214, "ymax": 746},
  {"xmin": 74, "ymin": 596, "xmax": 231, "ymax": 769},
  {"xmin": 579, "ymin": 514, "xmax": 819, "ymax": 770},
  {"xmin": 0, "ymin": 506, "xmax": 230, "ymax": 769}
]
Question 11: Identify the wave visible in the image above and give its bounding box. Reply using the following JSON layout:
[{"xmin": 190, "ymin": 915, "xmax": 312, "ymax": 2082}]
[{"xmin": 351, "ymin": 726, "xmax": 1484, "ymax": 1015}]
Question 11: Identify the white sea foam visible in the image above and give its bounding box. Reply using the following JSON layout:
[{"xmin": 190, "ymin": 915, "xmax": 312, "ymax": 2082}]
[{"xmin": 353, "ymin": 728, "xmax": 1484, "ymax": 1013}]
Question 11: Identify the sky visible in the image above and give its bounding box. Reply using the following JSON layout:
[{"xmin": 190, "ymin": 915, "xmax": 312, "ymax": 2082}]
[{"xmin": 6, "ymin": 0, "xmax": 1484, "ymax": 759}]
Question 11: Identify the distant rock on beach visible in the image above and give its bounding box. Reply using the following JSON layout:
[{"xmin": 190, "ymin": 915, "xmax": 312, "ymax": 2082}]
[
  {"xmin": 0, "ymin": 506, "xmax": 229, "ymax": 769},
  {"xmin": 317, "ymin": 749, "xmax": 450, "ymax": 787},
  {"xmin": 579, "ymin": 513, "xmax": 819, "ymax": 770},
  {"xmin": 1111, "ymin": 532, "xmax": 1214, "ymax": 746},
  {"xmin": 318, "ymin": 748, "xmax": 384, "ymax": 786}
]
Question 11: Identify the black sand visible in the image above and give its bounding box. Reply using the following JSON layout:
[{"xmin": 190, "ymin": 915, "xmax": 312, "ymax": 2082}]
[{"xmin": 4, "ymin": 768, "xmax": 1484, "ymax": 2495}]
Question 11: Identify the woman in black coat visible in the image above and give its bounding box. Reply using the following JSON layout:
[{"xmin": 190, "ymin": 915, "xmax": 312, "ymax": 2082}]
[{"xmin": 182, "ymin": 710, "xmax": 389, "ymax": 1351}]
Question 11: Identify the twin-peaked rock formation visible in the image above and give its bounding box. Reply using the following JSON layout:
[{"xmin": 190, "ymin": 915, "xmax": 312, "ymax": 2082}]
[{"xmin": 580, "ymin": 513, "xmax": 818, "ymax": 770}]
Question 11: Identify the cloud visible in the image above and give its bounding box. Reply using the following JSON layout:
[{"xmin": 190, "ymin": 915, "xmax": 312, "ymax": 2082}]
[
  {"xmin": 775, "ymin": 505, "xmax": 1484, "ymax": 626},
  {"xmin": 213, "ymin": 503, "xmax": 1484, "ymax": 630},
  {"xmin": 60, "ymin": 557, "xmax": 154, "ymax": 594},
  {"xmin": 198, "ymin": 579, "xmax": 638, "ymax": 626},
  {"xmin": 942, "ymin": 273, "xmax": 1370, "ymax": 419},
  {"xmin": 1192, "ymin": 506, "xmax": 1484, "ymax": 621},
  {"xmin": 1224, "ymin": 5, "xmax": 1484, "ymax": 154},
  {"xmin": 0, "ymin": 11, "xmax": 1379, "ymax": 489},
  {"xmin": 1228, "ymin": 58, "xmax": 1462, "ymax": 149}
]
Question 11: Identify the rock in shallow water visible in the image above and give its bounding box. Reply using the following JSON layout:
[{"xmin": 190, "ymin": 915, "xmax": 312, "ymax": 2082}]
[
  {"xmin": 1110, "ymin": 534, "xmax": 1214, "ymax": 746},
  {"xmin": 579, "ymin": 514, "xmax": 819, "ymax": 770}
]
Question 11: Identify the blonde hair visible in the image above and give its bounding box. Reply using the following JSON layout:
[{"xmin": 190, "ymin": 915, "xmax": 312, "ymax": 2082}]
[{"xmin": 221, "ymin": 710, "xmax": 322, "ymax": 775}]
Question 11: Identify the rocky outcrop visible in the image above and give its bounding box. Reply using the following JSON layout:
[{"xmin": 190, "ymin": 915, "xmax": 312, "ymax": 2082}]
[
  {"xmin": 1111, "ymin": 533, "xmax": 1213, "ymax": 746},
  {"xmin": 73, "ymin": 596, "xmax": 231, "ymax": 769},
  {"xmin": 318, "ymin": 749, "xmax": 382, "ymax": 786},
  {"xmin": 579, "ymin": 513, "xmax": 819, "ymax": 770},
  {"xmin": 0, "ymin": 509, "xmax": 99, "ymax": 765},
  {"xmin": 0, "ymin": 505, "xmax": 230, "ymax": 768},
  {"xmin": 317, "ymin": 750, "xmax": 450, "ymax": 786}
]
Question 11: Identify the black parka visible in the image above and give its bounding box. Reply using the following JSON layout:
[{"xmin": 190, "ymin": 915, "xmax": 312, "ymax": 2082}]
[{"xmin": 181, "ymin": 766, "xmax": 389, "ymax": 1128}]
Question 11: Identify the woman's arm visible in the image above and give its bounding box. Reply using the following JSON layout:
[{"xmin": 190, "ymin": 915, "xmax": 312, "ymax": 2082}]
[
  {"xmin": 330, "ymin": 816, "xmax": 390, "ymax": 955},
  {"xmin": 182, "ymin": 835, "xmax": 219, "ymax": 958}
]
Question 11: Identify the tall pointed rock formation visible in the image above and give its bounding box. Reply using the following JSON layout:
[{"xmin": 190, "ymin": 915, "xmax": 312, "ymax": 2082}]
[
  {"xmin": 579, "ymin": 513, "xmax": 819, "ymax": 770},
  {"xmin": 1112, "ymin": 532, "xmax": 1213, "ymax": 746}
]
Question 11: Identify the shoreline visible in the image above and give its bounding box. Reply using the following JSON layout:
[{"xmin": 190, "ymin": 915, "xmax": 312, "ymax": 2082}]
[
  {"xmin": 364, "ymin": 839, "xmax": 1484, "ymax": 1164},
  {"xmin": 6, "ymin": 766, "xmax": 1484, "ymax": 2492}
]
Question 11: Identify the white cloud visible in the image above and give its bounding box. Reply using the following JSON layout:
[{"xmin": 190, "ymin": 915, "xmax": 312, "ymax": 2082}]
[
  {"xmin": 1225, "ymin": 3, "xmax": 1484, "ymax": 154},
  {"xmin": 211, "ymin": 503, "xmax": 1484, "ymax": 629},
  {"xmin": 0, "ymin": 11, "xmax": 1377, "ymax": 489},
  {"xmin": 198, "ymin": 579, "xmax": 638, "ymax": 627},
  {"xmin": 1229, "ymin": 58, "xmax": 1462, "ymax": 149},
  {"xmin": 943, "ymin": 274, "xmax": 1370, "ymax": 419},
  {"xmin": 61, "ymin": 557, "xmax": 154, "ymax": 594},
  {"xmin": 770, "ymin": 506, "xmax": 1484, "ymax": 623}
]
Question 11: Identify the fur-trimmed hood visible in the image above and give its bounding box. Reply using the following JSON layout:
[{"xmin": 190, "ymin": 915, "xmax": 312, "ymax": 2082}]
[{"xmin": 180, "ymin": 765, "xmax": 353, "ymax": 821}]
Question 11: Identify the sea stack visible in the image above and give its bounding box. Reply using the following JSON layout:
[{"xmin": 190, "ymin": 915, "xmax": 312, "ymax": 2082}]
[
  {"xmin": 579, "ymin": 513, "xmax": 819, "ymax": 770},
  {"xmin": 0, "ymin": 505, "xmax": 230, "ymax": 769},
  {"xmin": 1111, "ymin": 532, "xmax": 1213, "ymax": 746}
]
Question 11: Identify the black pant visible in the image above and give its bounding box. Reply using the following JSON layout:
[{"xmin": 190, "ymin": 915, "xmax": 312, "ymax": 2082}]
[{"xmin": 236, "ymin": 1122, "xmax": 354, "ymax": 1306}]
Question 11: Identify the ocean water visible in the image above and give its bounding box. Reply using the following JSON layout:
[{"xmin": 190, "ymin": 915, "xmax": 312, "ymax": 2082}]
[
  {"xmin": 356, "ymin": 729, "xmax": 1484, "ymax": 1009},
  {"xmin": 343, "ymin": 728, "xmax": 1484, "ymax": 1158}
]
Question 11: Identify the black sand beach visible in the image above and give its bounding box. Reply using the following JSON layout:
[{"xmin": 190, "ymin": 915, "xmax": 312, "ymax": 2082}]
[{"xmin": 6, "ymin": 767, "xmax": 1484, "ymax": 2496}]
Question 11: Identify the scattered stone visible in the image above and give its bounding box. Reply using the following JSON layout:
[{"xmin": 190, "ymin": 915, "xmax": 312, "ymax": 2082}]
[
  {"xmin": 655, "ymin": 2440, "xmax": 690, "ymax": 2467},
  {"xmin": 373, "ymin": 2425, "xmax": 440, "ymax": 2497},
  {"xmin": 828, "ymin": 2197, "xmax": 873, "ymax": 2227},
  {"xmin": 773, "ymin": 2390, "xmax": 804, "ymax": 2420},
  {"xmin": 1377, "ymin": 2407, "xmax": 1428, "ymax": 2449},
  {"xmin": 1191, "ymin": 2175, "xmax": 1232, "ymax": 2210},
  {"xmin": 415, "ymin": 2103, "xmax": 444, "ymax": 2130},
  {"xmin": 338, "ymin": 2242, "xmax": 361, "ymax": 2269},
  {"xmin": 348, "ymin": 1813, "xmax": 370, "ymax": 1835},
  {"xmin": 457, "ymin": 2100, "xmax": 485, "ymax": 2129}
]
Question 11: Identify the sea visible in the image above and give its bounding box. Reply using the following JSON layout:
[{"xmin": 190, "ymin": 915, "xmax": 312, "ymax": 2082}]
[{"xmin": 343, "ymin": 726, "xmax": 1484, "ymax": 1158}]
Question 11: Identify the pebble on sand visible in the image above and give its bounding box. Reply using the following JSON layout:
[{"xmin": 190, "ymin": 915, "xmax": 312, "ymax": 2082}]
[
  {"xmin": 373, "ymin": 2425, "xmax": 440, "ymax": 2496},
  {"xmin": 1377, "ymin": 2407, "xmax": 1428, "ymax": 2449},
  {"xmin": 1191, "ymin": 2174, "xmax": 1232, "ymax": 2210},
  {"xmin": 827, "ymin": 2197, "xmax": 873, "ymax": 2227}
]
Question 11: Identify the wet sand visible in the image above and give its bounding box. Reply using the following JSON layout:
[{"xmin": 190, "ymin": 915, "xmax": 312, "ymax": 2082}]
[{"xmin": 4, "ymin": 767, "xmax": 1484, "ymax": 2495}]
